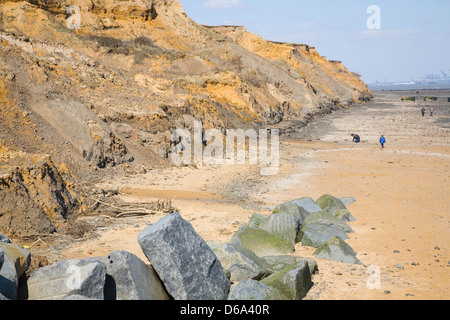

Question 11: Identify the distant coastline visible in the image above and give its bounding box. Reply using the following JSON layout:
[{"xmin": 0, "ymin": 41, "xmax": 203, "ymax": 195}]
[{"xmin": 368, "ymin": 83, "xmax": 450, "ymax": 92}]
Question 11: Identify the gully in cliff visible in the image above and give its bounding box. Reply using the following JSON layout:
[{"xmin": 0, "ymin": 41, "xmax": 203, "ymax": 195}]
[{"xmin": 170, "ymin": 122, "xmax": 279, "ymax": 176}]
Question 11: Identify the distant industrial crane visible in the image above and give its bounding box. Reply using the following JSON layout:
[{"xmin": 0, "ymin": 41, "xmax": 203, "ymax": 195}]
[{"xmin": 442, "ymin": 70, "xmax": 449, "ymax": 79}]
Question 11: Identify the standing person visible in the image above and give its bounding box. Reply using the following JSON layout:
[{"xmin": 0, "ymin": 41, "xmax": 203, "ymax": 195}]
[
  {"xmin": 351, "ymin": 134, "xmax": 360, "ymax": 143},
  {"xmin": 421, "ymin": 107, "xmax": 426, "ymax": 117},
  {"xmin": 430, "ymin": 107, "xmax": 434, "ymax": 117},
  {"xmin": 380, "ymin": 135, "xmax": 386, "ymax": 148}
]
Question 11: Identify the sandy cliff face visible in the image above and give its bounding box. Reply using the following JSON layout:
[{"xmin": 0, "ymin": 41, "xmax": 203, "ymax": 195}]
[
  {"xmin": 0, "ymin": 0, "xmax": 372, "ymax": 235},
  {"xmin": 0, "ymin": 154, "xmax": 78, "ymax": 237},
  {"xmin": 210, "ymin": 25, "xmax": 371, "ymax": 104},
  {"xmin": 0, "ymin": 0, "xmax": 371, "ymax": 160}
]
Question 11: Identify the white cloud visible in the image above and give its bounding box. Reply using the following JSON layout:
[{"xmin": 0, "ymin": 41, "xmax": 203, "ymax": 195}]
[{"xmin": 203, "ymin": 0, "xmax": 244, "ymax": 9}]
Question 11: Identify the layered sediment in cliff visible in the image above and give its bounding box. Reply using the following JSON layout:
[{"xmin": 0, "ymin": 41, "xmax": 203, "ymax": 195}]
[
  {"xmin": 0, "ymin": 0, "xmax": 372, "ymax": 235},
  {"xmin": 209, "ymin": 25, "xmax": 371, "ymax": 103},
  {"xmin": 0, "ymin": 154, "xmax": 79, "ymax": 237}
]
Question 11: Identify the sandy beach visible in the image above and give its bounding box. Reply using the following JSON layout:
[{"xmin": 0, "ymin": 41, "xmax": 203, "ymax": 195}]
[{"xmin": 61, "ymin": 90, "xmax": 450, "ymax": 300}]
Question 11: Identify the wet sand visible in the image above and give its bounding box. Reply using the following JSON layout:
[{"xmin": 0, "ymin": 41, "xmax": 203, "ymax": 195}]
[{"xmin": 63, "ymin": 90, "xmax": 450, "ymax": 300}]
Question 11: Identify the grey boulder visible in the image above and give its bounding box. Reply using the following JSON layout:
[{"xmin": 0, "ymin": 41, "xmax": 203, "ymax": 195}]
[
  {"xmin": 208, "ymin": 242, "xmax": 272, "ymax": 282},
  {"xmin": 138, "ymin": 212, "xmax": 230, "ymax": 300},
  {"xmin": 261, "ymin": 260, "xmax": 312, "ymax": 300},
  {"xmin": 0, "ymin": 293, "xmax": 9, "ymax": 300},
  {"xmin": 304, "ymin": 211, "xmax": 354, "ymax": 234},
  {"xmin": 339, "ymin": 197, "xmax": 356, "ymax": 206},
  {"xmin": 248, "ymin": 213, "xmax": 268, "ymax": 229},
  {"xmin": 102, "ymin": 250, "xmax": 170, "ymax": 300},
  {"xmin": 288, "ymin": 197, "xmax": 322, "ymax": 215},
  {"xmin": 259, "ymin": 212, "xmax": 303, "ymax": 245},
  {"xmin": 315, "ymin": 194, "xmax": 347, "ymax": 214},
  {"xmin": 332, "ymin": 209, "xmax": 356, "ymax": 222},
  {"xmin": 0, "ymin": 233, "xmax": 12, "ymax": 243},
  {"xmin": 231, "ymin": 225, "xmax": 295, "ymax": 257},
  {"xmin": 272, "ymin": 200, "xmax": 313, "ymax": 220},
  {"xmin": 228, "ymin": 279, "xmax": 287, "ymax": 300},
  {"xmin": 313, "ymin": 237, "xmax": 362, "ymax": 265},
  {"xmin": 0, "ymin": 242, "xmax": 31, "ymax": 300},
  {"xmin": 300, "ymin": 223, "xmax": 350, "ymax": 248},
  {"xmin": 27, "ymin": 258, "xmax": 106, "ymax": 300},
  {"xmin": 0, "ymin": 247, "xmax": 3, "ymax": 271},
  {"xmin": 262, "ymin": 255, "xmax": 318, "ymax": 276}
]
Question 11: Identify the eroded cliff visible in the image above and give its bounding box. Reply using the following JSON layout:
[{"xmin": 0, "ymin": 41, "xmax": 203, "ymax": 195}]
[{"xmin": 0, "ymin": 0, "xmax": 372, "ymax": 236}]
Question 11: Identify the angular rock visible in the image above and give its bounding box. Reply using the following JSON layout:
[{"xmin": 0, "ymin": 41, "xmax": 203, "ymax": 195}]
[
  {"xmin": 262, "ymin": 255, "xmax": 318, "ymax": 276},
  {"xmin": 0, "ymin": 243, "xmax": 31, "ymax": 278},
  {"xmin": 313, "ymin": 237, "xmax": 362, "ymax": 265},
  {"xmin": 0, "ymin": 243, "xmax": 31, "ymax": 300},
  {"xmin": 0, "ymin": 256, "xmax": 17, "ymax": 300},
  {"xmin": 0, "ymin": 233, "xmax": 12, "ymax": 243},
  {"xmin": 102, "ymin": 250, "xmax": 170, "ymax": 300},
  {"xmin": 261, "ymin": 260, "xmax": 312, "ymax": 300},
  {"xmin": 231, "ymin": 225, "xmax": 295, "ymax": 258},
  {"xmin": 333, "ymin": 209, "xmax": 356, "ymax": 222},
  {"xmin": 228, "ymin": 279, "xmax": 288, "ymax": 300},
  {"xmin": 288, "ymin": 197, "xmax": 322, "ymax": 215},
  {"xmin": 27, "ymin": 258, "xmax": 106, "ymax": 300},
  {"xmin": 0, "ymin": 247, "xmax": 3, "ymax": 271},
  {"xmin": 300, "ymin": 223, "xmax": 349, "ymax": 248},
  {"xmin": 316, "ymin": 194, "xmax": 347, "ymax": 213},
  {"xmin": 273, "ymin": 200, "xmax": 312, "ymax": 220},
  {"xmin": 138, "ymin": 212, "xmax": 230, "ymax": 300},
  {"xmin": 304, "ymin": 211, "xmax": 354, "ymax": 233},
  {"xmin": 248, "ymin": 213, "xmax": 268, "ymax": 229},
  {"xmin": 208, "ymin": 242, "xmax": 272, "ymax": 282},
  {"xmin": 339, "ymin": 197, "xmax": 356, "ymax": 206},
  {"xmin": 259, "ymin": 212, "xmax": 303, "ymax": 245},
  {"xmin": 0, "ymin": 293, "xmax": 9, "ymax": 300}
]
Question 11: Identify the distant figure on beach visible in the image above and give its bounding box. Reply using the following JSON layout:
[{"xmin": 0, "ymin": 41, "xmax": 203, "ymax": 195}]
[
  {"xmin": 380, "ymin": 135, "xmax": 386, "ymax": 149},
  {"xmin": 421, "ymin": 107, "xmax": 426, "ymax": 117},
  {"xmin": 351, "ymin": 134, "xmax": 360, "ymax": 143},
  {"xmin": 430, "ymin": 107, "xmax": 434, "ymax": 117}
]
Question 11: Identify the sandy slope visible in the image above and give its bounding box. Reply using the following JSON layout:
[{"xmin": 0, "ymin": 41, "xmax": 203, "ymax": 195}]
[{"xmin": 63, "ymin": 91, "xmax": 450, "ymax": 300}]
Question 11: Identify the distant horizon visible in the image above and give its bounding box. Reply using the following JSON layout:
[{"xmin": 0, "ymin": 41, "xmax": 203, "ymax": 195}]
[
  {"xmin": 367, "ymin": 77, "xmax": 450, "ymax": 85},
  {"xmin": 368, "ymin": 83, "xmax": 450, "ymax": 92},
  {"xmin": 180, "ymin": 0, "xmax": 450, "ymax": 85},
  {"xmin": 367, "ymin": 71, "xmax": 450, "ymax": 85}
]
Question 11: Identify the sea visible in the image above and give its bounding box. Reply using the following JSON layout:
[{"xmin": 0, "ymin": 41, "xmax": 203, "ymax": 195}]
[{"xmin": 368, "ymin": 83, "xmax": 450, "ymax": 92}]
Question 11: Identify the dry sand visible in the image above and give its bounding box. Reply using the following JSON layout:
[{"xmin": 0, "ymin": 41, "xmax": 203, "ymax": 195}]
[{"xmin": 62, "ymin": 90, "xmax": 450, "ymax": 300}]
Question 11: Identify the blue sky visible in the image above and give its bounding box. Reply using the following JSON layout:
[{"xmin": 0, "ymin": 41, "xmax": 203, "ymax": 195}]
[{"xmin": 179, "ymin": 0, "xmax": 450, "ymax": 84}]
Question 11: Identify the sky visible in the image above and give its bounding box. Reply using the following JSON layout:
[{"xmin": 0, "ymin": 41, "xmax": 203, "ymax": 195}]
[{"xmin": 179, "ymin": 0, "xmax": 450, "ymax": 84}]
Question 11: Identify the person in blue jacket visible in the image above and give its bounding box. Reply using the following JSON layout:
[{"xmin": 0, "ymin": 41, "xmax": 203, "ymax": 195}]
[{"xmin": 380, "ymin": 135, "xmax": 386, "ymax": 148}]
